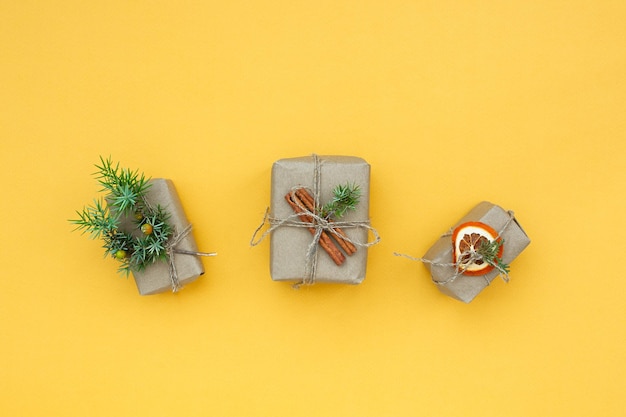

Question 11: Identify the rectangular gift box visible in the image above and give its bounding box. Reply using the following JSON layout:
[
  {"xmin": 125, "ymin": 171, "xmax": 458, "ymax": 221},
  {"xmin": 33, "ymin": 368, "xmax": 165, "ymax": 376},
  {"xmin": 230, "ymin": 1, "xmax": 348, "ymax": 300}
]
[
  {"xmin": 422, "ymin": 201, "xmax": 530, "ymax": 303},
  {"xmin": 270, "ymin": 155, "xmax": 371, "ymax": 284},
  {"xmin": 117, "ymin": 179, "xmax": 204, "ymax": 295}
]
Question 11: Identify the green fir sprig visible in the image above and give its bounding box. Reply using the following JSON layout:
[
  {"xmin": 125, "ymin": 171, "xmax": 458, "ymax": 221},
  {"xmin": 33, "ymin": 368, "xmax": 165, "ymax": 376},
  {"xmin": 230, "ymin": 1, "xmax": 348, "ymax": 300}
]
[
  {"xmin": 94, "ymin": 156, "xmax": 150, "ymax": 215},
  {"xmin": 477, "ymin": 239, "xmax": 510, "ymax": 275},
  {"xmin": 70, "ymin": 157, "xmax": 172, "ymax": 276},
  {"xmin": 319, "ymin": 183, "xmax": 361, "ymax": 219}
]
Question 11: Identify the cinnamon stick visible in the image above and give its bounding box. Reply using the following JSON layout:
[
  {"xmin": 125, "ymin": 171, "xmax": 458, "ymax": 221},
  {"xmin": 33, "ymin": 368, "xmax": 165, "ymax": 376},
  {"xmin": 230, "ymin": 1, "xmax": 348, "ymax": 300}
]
[
  {"xmin": 294, "ymin": 188, "xmax": 358, "ymax": 255},
  {"xmin": 284, "ymin": 192, "xmax": 345, "ymax": 266}
]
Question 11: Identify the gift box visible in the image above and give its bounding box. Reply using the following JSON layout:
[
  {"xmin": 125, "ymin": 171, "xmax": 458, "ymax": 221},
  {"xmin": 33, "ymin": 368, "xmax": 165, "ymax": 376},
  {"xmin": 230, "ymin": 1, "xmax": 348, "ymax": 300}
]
[
  {"xmin": 422, "ymin": 201, "xmax": 530, "ymax": 303},
  {"xmin": 268, "ymin": 155, "xmax": 374, "ymax": 284},
  {"xmin": 117, "ymin": 179, "xmax": 204, "ymax": 295}
]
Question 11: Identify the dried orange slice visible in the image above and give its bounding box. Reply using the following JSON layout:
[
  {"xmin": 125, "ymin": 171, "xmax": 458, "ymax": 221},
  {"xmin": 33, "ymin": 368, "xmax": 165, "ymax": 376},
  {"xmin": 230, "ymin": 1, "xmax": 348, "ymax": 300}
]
[{"xmin": 452, "ymin": 221, "xmax": 503, "ymax": 276}]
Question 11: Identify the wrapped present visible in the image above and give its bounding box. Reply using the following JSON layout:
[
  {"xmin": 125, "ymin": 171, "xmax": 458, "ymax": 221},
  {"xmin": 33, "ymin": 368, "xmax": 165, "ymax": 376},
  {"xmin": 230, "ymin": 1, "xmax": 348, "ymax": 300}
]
[
  {"xmin": 421, "ymin": 201, "xmax": 530, "ymax": 303},
  {"xmin": 72, "ymin": 158, "xmax": 215, "ymax": 295},
  {"xmin": 119, "ymin": 179, "xmax": 206, "ymax": 295},
  {"xmin": 252, "ymin": 155, "xmax": 380, "ymax": 285}
]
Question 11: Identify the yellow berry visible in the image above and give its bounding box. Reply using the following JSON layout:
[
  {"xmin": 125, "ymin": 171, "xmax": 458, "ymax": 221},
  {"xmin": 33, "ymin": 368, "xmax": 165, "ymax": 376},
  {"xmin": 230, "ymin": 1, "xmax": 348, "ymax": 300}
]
[
  {"xmin": 141, "ymin": 223, "xmax": 153, "ymax": 235},
  {"xmin": 115, "ymin": 250, "xmax": 126, "ymax": 259}
]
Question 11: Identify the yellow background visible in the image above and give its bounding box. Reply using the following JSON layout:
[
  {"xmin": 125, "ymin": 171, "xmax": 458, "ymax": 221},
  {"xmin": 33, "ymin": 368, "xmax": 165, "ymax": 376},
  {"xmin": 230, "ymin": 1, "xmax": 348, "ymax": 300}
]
[{"xmin": 1, "ymin": 1, "xmax": 625, "ymax": 416}]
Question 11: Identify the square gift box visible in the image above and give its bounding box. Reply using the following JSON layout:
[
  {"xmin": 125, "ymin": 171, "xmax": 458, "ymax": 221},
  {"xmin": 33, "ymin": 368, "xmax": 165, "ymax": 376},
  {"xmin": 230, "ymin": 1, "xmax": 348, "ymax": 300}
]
[
  {"xmin": 422, "ymin": 201, "xmax": 530, "ymax": 303},
  {"xmin": 117, "ymin": 179, "xmax": 204, "ymax": 295},
  {"xmin": 268, "ymin": 155, "xmax": 373, "ymax": 284}
]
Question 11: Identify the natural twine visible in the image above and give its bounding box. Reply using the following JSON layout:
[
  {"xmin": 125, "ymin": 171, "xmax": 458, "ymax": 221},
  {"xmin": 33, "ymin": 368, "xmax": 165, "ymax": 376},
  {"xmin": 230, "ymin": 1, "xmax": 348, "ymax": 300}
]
[
  {"xmin": 394, "ymin": 211, "xmax": 516, "ymax": 286},
  {"xmin": 250, "ymin": 154, "xmax": 381, "ymax": 287},
  {"xmin": 166, "ymin": 224, "xmax": 217, "ymax": 292}
]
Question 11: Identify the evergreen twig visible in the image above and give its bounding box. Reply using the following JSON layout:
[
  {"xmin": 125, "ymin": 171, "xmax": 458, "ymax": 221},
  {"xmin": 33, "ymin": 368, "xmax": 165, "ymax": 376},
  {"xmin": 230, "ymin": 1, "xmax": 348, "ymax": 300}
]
[
  {"xmin": 477, "ymin": 239, "xmax": 510, "ymax": 274},
  {"xmin": 70, "ymin": 157, "xmax": 172, "ymax": 276},
  {"xmin": 319, "ymin": 183, "xmax": 361, "ymax": 219}
]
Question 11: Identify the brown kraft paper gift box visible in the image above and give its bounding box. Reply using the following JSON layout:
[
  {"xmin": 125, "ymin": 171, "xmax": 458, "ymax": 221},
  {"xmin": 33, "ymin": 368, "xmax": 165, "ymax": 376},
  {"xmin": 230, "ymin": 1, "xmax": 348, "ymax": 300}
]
[
  {"xmin": 269, "ymin": 155, "xmax": 374, "ymax": 284},
  {"xmin": 117, "ymin": 178, "xmax": 204, "ymax": 295},
  {"xmin": 422, "ymin": 201, "xmax": 530, "ymax": 303}
]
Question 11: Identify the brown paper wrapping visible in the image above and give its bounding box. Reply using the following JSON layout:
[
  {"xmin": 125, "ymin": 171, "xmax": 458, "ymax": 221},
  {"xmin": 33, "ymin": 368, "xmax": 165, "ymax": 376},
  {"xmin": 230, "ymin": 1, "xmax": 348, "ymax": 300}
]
[
  {"xmin": 269, "ymin": 155, "xmax": 371, "ymax": 284},
  {"xmin": 422, "ymin": 201, "xmax": 530, "ymax": 303},
  {"xmin": 117, "ymin": 178, "xmax": 204, "ymax": 295}
]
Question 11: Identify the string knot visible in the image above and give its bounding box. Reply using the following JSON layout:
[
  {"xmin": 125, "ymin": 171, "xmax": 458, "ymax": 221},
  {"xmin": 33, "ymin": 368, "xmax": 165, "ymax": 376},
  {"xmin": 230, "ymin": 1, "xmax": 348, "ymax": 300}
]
[{"xmin": 165, "ymin": 224, "xmax": 217, "ymax": 292}]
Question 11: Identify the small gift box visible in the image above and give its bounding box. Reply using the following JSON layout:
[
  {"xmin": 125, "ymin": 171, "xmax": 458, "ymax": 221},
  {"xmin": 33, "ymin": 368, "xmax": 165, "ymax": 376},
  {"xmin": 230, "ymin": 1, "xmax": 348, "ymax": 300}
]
[
  {"xmin": 253, "ymin": 155, "xmax": 379, "ymax": 285},
  {"xmin": 421, "ymin": 201, "xmax": 530, "ymax": 303},
  {"xmin": 72, "ymin": 158, "xmax": 214, "ymax": 296},
  {"xmin": 118, "ymin": 179, "xmax": 205, "ymax": 295}
]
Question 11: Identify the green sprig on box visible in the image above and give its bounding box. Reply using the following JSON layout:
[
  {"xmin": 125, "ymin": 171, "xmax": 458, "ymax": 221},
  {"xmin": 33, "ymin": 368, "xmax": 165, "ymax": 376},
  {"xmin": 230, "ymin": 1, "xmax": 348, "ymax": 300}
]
[{"xmin": 70, "ymin": 157, "xmax": 173, "ymax": 275}]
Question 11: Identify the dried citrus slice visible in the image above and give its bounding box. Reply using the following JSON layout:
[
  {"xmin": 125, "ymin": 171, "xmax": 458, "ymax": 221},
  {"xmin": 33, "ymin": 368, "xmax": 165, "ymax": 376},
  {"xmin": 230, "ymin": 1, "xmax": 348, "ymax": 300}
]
[{"xmin": 452, "ymin": 221, "xmax": 503, "ymax": 276}]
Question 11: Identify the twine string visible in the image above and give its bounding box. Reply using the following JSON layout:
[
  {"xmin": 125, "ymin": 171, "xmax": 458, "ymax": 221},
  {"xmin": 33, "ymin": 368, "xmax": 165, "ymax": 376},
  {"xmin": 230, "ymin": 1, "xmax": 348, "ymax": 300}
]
[
  {"xmin": 394, "ymin": 210, "xmax": 515, "ymax": 286},
  {"xmin": 166, "ymin": 224, "xmax": 217, "ymax": 292},
  {"xmin": 301, "ymin": 154, "xmax": 323, "ymax": 286}
]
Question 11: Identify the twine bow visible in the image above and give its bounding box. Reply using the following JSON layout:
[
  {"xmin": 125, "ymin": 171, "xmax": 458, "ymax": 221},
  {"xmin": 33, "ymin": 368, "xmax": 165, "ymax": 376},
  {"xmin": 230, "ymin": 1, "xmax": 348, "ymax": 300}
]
[
  {"xmin": 394, "ymin": 211, "xmax": 516, "ymax": 286},
  {"xmin": 251, "ymin": 154, "xmax": 380, "ymax": 287},
  {"xmin": 166, "ymin": 224, "xmax": 217, "ymax": 292}
]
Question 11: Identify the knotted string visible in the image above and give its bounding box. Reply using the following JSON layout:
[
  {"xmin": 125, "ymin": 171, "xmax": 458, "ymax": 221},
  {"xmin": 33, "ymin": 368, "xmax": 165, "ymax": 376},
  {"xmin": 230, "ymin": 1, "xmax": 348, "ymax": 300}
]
[
  {"xmin": 166, "ymin": 224, "xmax": 217, "ymax": 292},
  {"xmin": 250, "ymin": 154, "xmax": 381, "ymax": 287},
  {"xmin": 304, "ymin": 153, "xmax": 323, "ymax": 284},
  {"xmin": 394, "ymin": 211, "xmax": 516, "ymax": 286}
]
